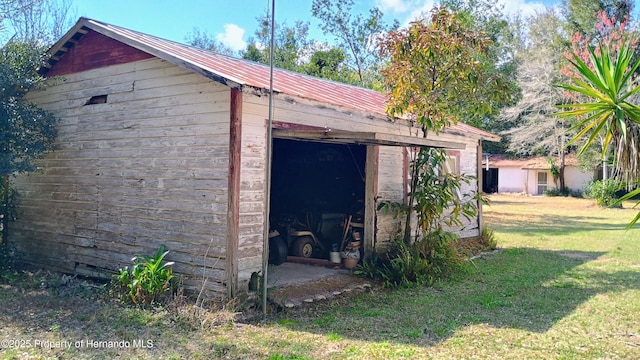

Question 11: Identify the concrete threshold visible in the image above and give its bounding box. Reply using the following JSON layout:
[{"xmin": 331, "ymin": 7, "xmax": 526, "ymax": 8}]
[{"xmin": 266, "ymin": 261, "xmax": 372, "ymax": 309}]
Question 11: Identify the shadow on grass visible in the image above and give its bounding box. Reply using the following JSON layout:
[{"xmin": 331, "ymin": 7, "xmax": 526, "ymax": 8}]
[{"xmin": 276, "ymin": 247, "xmax": 639, "ymax": 347}]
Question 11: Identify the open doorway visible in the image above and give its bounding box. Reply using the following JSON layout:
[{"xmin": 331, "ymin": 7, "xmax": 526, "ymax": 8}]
[
  {"xmin": 483, "ymin": 168, "xmax": 498, "ymax": 193},
  {"xmin": 268, "ymin": 139, "xmax": 366, "ymax": 264}
]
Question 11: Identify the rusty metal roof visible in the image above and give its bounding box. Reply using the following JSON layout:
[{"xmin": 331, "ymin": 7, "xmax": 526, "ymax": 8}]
[
  {"xmin": 45, "ymin": 17, "xmax": 500, "ymax": 142},
  {"xmin": 485, "ymin": 154, "xmax": 581, "ymax": 169}
]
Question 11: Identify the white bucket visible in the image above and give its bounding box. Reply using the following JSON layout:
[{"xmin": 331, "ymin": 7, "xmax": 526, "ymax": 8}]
[{"xmin": 329, "ymin": 251, "xmax": 341, "ymax": 263}]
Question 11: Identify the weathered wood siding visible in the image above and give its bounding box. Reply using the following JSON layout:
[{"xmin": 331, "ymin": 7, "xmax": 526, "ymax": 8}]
[
  {"xmin": 239, "ymin": 94, "xmax": 483, "ymax": 267},
  {"xmin": 236, "ymin": 92, "xmax": 269, "ymax": 289},
  {"xmin": 375, "ymin": 139, "xmax": 482, "ymax": 243},
  {"xmin": 13, "ymin": 58, "xmax": 231, "ymax": 298},
  {"xmin": 445, "ymin": 138, "xmax": 482, "ymax": 238}
]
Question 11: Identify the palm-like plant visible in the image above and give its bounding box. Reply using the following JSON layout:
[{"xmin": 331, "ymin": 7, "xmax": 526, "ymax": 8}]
[{"xmin": 557, "ymin": 40, "xmax": 640, "ymax": 226}]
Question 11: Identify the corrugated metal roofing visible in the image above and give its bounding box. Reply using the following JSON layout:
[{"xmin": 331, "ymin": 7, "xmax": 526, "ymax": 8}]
[{"xmin": 45, "ymin": 17, "xmax": 500, "ymax": 142}]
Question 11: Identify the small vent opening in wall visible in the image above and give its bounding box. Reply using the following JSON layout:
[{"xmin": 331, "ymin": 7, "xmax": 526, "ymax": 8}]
[{"xmin": 85, "ymin": 94, "xmax": 107, "ymax": 105}]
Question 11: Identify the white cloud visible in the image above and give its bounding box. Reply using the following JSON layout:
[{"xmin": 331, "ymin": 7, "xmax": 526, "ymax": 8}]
[
  {"xmin": 376, "ymin": 0, "xmax": 412, "ymax": 13},
  {"xmin": 394, "ymin": 0, "xmax": 554, "ymax": 28},
  {"xmin": 403, "ymin": 1, "xmax": 436, "ymax": 26},
  {"xmin": 498, "ymin": 0, "xmax": 548, "ymax": 18},
  {"xmin": 216, "ymin": 24, "xmax": 247, "ymax": 51}
]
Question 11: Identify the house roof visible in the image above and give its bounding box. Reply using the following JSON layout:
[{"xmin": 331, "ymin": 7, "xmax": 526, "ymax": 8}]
[
  {"xmin": 43, "ymin": 17, "xmax": 500, "ymax": 142},
  {"xmin": 484, "ymin": 154, "xmax": 581, "ymax": 169}
]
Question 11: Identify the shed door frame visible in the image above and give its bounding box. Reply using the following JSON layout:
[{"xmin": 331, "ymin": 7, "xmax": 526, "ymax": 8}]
[
  {"xmin": 270, "ymin": 136, "xmax": 377, "ymax": 258},
  {"xmin": 272, "ymin": 127, "xmax": 467, "ymax": 258}
]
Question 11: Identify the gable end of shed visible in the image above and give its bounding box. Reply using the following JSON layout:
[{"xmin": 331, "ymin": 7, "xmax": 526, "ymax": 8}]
[{"xmin": 44, "ymin": 30, "xmax": 153, "ymax": 76}]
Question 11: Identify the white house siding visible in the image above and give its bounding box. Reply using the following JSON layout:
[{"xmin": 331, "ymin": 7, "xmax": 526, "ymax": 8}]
[
  {"xmin": 498, "ymin": 167, "xmax": 527, "ymax": 193},
  {"xmin": 13, "ymin": 58, "xmax": 231, "ymax": 297},
  {"xmin": 496, "ymin": 165, "xmax": 592, "ymax": 195},
  {"xmin": 564, "ymin": 166, "xmax": 594, "ymax": 192}
]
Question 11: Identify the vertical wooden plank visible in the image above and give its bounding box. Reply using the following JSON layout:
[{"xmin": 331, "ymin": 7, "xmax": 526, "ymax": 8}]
[
  {"xmin": 227, "ymin": 88, "xmax": 242, "ymax": 299},
  {"xmin": 403, "ymin": 147, "xmax": 409, "ymax": 203},
  {"xmin": 364, "ymin": 145, "xmax": 379, "ymax": 257},
  {"xmin": 477, "ymin": 140, "xmax": 483, "ymax": 232}
]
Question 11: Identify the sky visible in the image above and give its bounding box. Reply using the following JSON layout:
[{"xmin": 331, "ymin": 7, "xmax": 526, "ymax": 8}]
[{"xmin": 68, "ymin": 0, "xmax": 562, "ymax": 52}]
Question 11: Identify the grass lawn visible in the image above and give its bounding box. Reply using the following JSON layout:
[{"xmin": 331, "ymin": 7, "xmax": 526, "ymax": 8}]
[{"xmin": 2, "ymin": 194, "xmax": 640, "ymax": 359}]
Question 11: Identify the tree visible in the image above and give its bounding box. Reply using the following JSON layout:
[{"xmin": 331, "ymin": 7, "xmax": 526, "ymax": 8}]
[
  {"xmin": 442, "ymin": 0, "xmax": 521, "ymax": 132},
  {"xmin": 0, "ymin": 0, "xmax": 76, "ymax": 43},
  {"xmin": 0, "ymin": 0, "xmax": 62, "ymax": 243},
  {"xmin": 562, "ymin": 8, "xmax": 637, "ymax": 180},
  {"xmin": 184, "ymin": 27, "xmax": 235, "ymax": 56},
  {"xmin": 563, "ymin": 0, "xmax": 633, "ymax": 39},
  {"xmin": 241, "ymin": 11, "xmax": 312, "ymax": 72},
  {"xmin": 299, "ymin": 47, "xmax": 355, "ymax": 83},
  {"xmin": 0, "ymin": 40, "xmax": 58, "ymax": 243},
  {"xmin": 311, "ymin": 0, "xmax": 398, "ymax": 88},
  {"xmin": 500, "ymin": 10, "xmax": 571, "ymax": 190},
  {"xmin": 380, "ymin": 6, "xmax": 511, "ymax": 244},
  {"xmin": 557, "ymin": 40, "xmax": 640, "ymax": 208}
]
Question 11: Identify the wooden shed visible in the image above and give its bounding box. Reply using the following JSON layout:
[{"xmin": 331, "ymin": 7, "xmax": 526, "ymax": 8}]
[{"xmin": 11, "ymin": 18, "xmax": 499, "ymax": 300}]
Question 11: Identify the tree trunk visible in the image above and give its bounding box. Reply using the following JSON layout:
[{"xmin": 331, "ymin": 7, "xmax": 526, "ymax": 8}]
[
  {"xmin": 403, "ymin": 151, "xmax": 419, "ymax": 245},
  {"xmin": 559, "ymin": 150, "xmax": 566, "ymax": 192}
]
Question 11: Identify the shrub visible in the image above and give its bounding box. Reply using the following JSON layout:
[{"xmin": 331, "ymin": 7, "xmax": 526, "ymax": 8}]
[
  {"xmin": 543, "ymin": 188, "xmax": 563, "ymax": 197},
  {"xmin": 583, "ymin": 179, "xmax": 623, "ymax": 208},
  {"xmin": 1, "ymin": 178, "xmax": 20, "ymax": 245},
  {"xmin": 355, "ymin": 229, "xmax": 465, "ymax": 288},
  {"xmin": 544, "ymin": 188, "xmax": 583, "ymax": 198},
  {"xmin": 480, "ymin": 225, "xmax": 498, "ymax": 250},
  {"xmin": 114, "ymin": 245, "xmax": 176, "ymax": 305}
]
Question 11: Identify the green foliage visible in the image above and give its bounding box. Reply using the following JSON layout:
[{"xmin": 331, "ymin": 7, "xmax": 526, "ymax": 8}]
[
  {"xmin": 558, "ymin": 39, "xmax": 640, "ymax": 224},
  {"xmin": 1, "ymin": 177, "xmax": 20, "ymax": 245},
  {"xmin": 442, "ymin": 0, "xmax": 521, "ymax": 130},
  {"xmin": 113, "ymin": 246, "xmax": 176, "ymax": 305},
  {"xmin": 413, "ymin": 148, "xmax": 484, "ymax": 236},
  {"xmin": 370, "ymin": 148, "xmax": 480, "ymax": 287},
  {"xmin": 379, "ymin": 148, "xmax": 484, "ymax": 243},
  {"xmin": 0, "ymin": 178, "xmax": 19, "ymax": 221},
  {"xmin": 380, "ymin": 5, "xmax": 513, "ymax": 135},
  {"xmin": 544, "ymin": 188, "xmax": 583, "ymax": 198},
  {"xmin": 558, "ymin": 40, "xmax": 640, "ymax": 184},
  {"xmin": 311, "ymin": 0, "xmax": 398, "ymax": 87},
  {"xmin": 480, "ymin": 225, "xmax": 498, "ymax": 250},
  {"xmin": 0, "ymin": 40, "xmax": 58, "ymax": 177},
  {"xmin": 563, "ymin": 0, "xmax": 633, "ymax": 39},
  {"xmin": 299, "ymin": 48, "xmax": 356, "ymax": 84},
  {"xmin": 548, "ymin": 158, "xmax": 560, "ymax": 181},
  {"xmin": 242, "ymin": 12, "xmax": 312, "ymax": 72},
  {"xmin": 356, "ymin": 229, "xmax": 465, "ymax": 288},
  {"xmin": 583, "ymin": 179, "xmax": 623, "ymax": 208},
  {"xmin": 1, "ymin": 40, "xmax": 57, "ymax": 245}
]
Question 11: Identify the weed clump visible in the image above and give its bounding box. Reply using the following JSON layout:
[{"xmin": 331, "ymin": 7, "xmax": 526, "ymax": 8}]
[{"xmin": 113, "ymin": 245, "xmax": 177, "ymax": 305}]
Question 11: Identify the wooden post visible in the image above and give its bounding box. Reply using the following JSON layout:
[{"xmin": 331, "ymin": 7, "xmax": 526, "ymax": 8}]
[
  {"xmin": 477, "ymin": 141, "xmax": 484, "ymax": 232},
  {"xmin": 363, "ymin": 145, "xmax": 378, "ymax": 258},
  {"xmin": 226, "ymin": 88, "xmax": 242, "ymax": 299}
]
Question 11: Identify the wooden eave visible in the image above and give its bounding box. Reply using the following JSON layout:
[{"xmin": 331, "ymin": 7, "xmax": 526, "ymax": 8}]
[{"xmin": 273, "ymin": 129, "xmax": 466, "ymax": 149}]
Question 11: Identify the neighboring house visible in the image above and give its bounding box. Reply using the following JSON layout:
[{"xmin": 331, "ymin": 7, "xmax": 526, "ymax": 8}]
[
  {"xmin": 11, "ymin": 18, "xmax": 499, "ymax": 300},
  {"xmin": 483, "ymin": 154, "xmax": 595, "ymax": 195}
]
